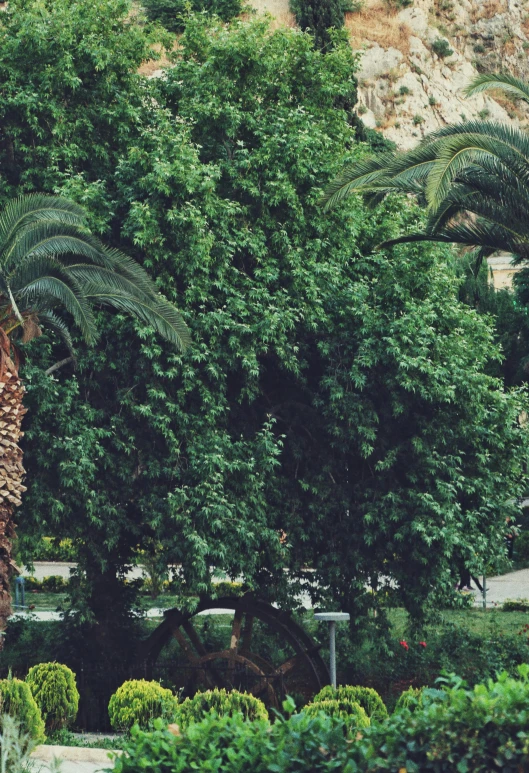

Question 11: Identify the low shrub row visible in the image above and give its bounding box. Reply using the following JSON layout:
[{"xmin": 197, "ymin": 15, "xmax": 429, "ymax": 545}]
[
  {"xmin": 108, "ymin": 683, "xmax": 268, "ymax": 731},
  {"xmin": 25, "ymin": 575, "xmax": 68, "ymax": 593},
  {"xmin": 113, "ymin": 666, "xmax": 529, "ymax": 772}
]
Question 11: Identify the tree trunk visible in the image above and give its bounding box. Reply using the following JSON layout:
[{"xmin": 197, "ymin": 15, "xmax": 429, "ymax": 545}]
[{"xmin": 0, "ymin": 356, "xmax": 27, "ymax": 644}]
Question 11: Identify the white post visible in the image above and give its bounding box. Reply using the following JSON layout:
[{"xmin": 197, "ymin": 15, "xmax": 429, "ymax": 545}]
[
  {"xmin": 314, "ymin": 612, "xmax": 350, "ymax": 688},
  {"xmin": 329, "ymin": 620, "xmax": 337, "ymax": 688},
  {"xmin": 482, "ymin": 574, "xmax": 487, "ymax": 610}
]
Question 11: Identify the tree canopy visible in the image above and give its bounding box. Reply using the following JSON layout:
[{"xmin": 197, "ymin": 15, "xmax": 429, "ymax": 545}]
[{"xmin": 1, "ymin": 0, "xmax": 525, "ymax": 646}]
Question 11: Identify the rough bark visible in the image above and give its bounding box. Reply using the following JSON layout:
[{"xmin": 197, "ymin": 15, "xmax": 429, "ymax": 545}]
[{"xmin": 0, "ymin": 356, "xmax": 27, "ymax": 642}]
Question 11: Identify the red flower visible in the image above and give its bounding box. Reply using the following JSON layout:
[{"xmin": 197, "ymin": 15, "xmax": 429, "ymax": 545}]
[
  {"xmin": 399, "ymin": 640, "xmax": 409, "ymax": 650},
  {"xmin": 419, "ymin": 641, "xmax": 427, "ymax": 648}
]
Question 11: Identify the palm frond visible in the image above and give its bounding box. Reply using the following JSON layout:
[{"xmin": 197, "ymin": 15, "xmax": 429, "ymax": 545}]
[
  {"xmin": 0, "ymin": 195, "xmax": 87, "ymax": 248},
  {"xmin": 84, "ymin": 288, "xmax": 191, "ymax": 351},
  {"xmin": 465, "ymin": 72, "xmax": 529, "ymax": 104},
  {"xmin": 36, "ymin": 311, "xmax": 75, "ymax": 356},
  {"xmin": 20, "ymin": 275, "xmax": 97, "ymax": 344}
]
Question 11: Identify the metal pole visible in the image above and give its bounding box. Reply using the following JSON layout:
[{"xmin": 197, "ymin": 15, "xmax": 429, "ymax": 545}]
[
  {"xmin": 329, "ymin": 620, "xmax": 337, "ymax": 688},
  {"xmin": 482, "ymin": 574, "xmax": 487, "ymax": 611}
]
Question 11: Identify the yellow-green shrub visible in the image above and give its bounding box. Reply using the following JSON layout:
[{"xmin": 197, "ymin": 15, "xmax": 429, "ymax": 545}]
[
  {"xmin": 394, "ymin": 686, "xmax": 424, "ymax": 712},
  {"xmin": 26, "ymin": 662, "xmax": 79, "ymax": 732},
  {"xmin": 108, "ymin": 680, "xmax": 179, "ymax": 731},
  {"xmin": 0, "ymin": 677, "xmax": 45, "ymax": 743},
  {"xmin": 175, "ymin": 688, "xmax": 268, "ymax": 728},
  {"xmin": 302, "ymin": 698, "xmax": 369, "ymax": 734},
  {"xmin": 313, "ymin": 685, "xmax": 388, "ymax": 722}
]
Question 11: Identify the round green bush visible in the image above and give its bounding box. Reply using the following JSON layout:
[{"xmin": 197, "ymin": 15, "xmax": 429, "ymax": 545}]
[
  {"xmin": 108, "ymin": 680, "xmax": 179, "ymax": 731},
  {"xmin": 26, "ymin": 662, "xmax": 79, "ymax": 733},
  {"xmin": 0, "ymin": 677, "xmax": 45, "ymax": 742},
  {"xmin": 175, "ymin": 688, "xmax": 268, "ymax": 729},
  {"xmin": 303, "ymin": 698, "xmax": 370, "ymax": 734},
  {"xmin": 313, "ymin": 685, "xmax": 388, "ymax": 722},
  {"xmin": 394, "ymin": 686, "xmax": 424, "ymax": 712}
]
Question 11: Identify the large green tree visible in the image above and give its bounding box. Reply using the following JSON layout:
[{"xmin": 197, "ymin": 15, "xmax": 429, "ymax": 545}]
[{"xmin": 2, "ymin": 0, "xmax": 525, "ymax": 653}]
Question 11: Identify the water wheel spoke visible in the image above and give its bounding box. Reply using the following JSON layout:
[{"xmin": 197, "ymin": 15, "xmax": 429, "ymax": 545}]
[
  {"xmin": 182, "ymin": 619, "xmax": 208, "ymax": 657},
  {"xmin": 171, "ymin": 627, "xmax": 199, "ymax": 664}
]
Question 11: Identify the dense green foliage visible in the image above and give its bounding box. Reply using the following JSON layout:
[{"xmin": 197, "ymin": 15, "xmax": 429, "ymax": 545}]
[
  {"xmin": 112, "ymin": 668, "xmax": 529, "ymax": 773},
  {"xmin": 26, "ymin": 663, "xmax": 79, "ymax": 732},
  {"xmin": 175, "ymin": 689, "xmax": 268, "ymax": 728},
  {"xmin": 289, "ymin": 0, "xmax": 353, "ymax": 50},
  {"xmin": 143, "ymin": 0, "xmax": 242, "ymax": 32},
  {"xmin": 349, "ymin": 666, "xmax": 529, "ymax": 771},
  {"xmin": 108, "ymin": 680, "xmax": 179, "ymax": 731},
  {"xmin": 114, "ymin": 712, "xmax": 349, "ymax": 773},
  {"xmin": 313, "ymin": 685, "xmax": 387, "ymax": 721},
  {"xmin": 0, "ymin": 0, "xmax": 522, "ymax": 654},
  {"xmin": 302, "ymin": 698, "xmax": 370, "ymax": 733},
  {"xmin": 0, "ymin": 678, "xmax": 45, "ymax": 743}
]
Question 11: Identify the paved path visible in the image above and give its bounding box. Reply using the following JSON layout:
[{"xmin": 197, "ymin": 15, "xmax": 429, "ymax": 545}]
[
  {"xmin": 467, "ymin": 567, "xmax": 529, "ymax": 606},
  {"xmin": 31, "ymin": 745, "xmax": 118, "ymax": 773}
]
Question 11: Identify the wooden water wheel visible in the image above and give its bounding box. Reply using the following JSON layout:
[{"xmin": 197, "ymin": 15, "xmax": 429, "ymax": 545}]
[{"xmin": 138, "ymin": 594, "xmax": 329, "ymax": 708}]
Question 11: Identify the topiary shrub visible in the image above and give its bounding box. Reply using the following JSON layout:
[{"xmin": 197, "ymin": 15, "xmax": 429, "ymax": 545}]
[
  {"xmin": 26, "ymin": 662, "xmax": 79, "ymax": 733},
  {"xmin": 175, "ymin": 688, "xmax": 268, "ymax": 728},
  {"xmin": 394, "ymin": 686, "xmax": 424, "ymax": 712},
  {"xmin": 108, "ymin": 680, "xmax": 179, "ymax": 731},
  {"xmin": 142, "ymin": 0, "xmax": 242, "ymax": 33},
  {"xmin": 313, "ymin": 685, "xmax": 388, "ymax": 722},
  {"xmin": 303, "ymin": 698, "xmax": 370, "ymax": 734},
  {"xmin": 0, "ymin": 677, "xmax": 45, "ymax": 743}
]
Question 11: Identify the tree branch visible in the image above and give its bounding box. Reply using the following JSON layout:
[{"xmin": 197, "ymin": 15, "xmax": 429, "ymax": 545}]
[{"xmin": 45, "ymin": 356, "xmax": 75, "ymax": 376}]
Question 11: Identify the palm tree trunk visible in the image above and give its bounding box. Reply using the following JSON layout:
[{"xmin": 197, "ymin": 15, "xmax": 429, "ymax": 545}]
[{"xmin": 0, "ymin": 355, "xmax": 26, "ymax": 643}]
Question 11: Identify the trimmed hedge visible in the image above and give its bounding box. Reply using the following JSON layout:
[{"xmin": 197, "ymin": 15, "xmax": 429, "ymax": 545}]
[
  {"xmin": 113, "ymin": 667, "xmax": 529, "ymax": 772},
  {"xmin": 0, "ymin": 678, "xmax": 45, "ymax": 743},
  {"xmin": 303, "ymin": 698, "xmax": 369, "ymax": 734},
  {"xmin": 26, "ymin": 662, "xmax": 79, "ymax": 732},
  {"xmin": 108, "ymin": 680, "xmax": 179, "ymax": 731},
  {"xmin": 312, "ymin": 685, "xmax": 388, "ymax": 721},
  {"xmin": 175, "ymin": 688, "xmax": 268, "ymax": 728}
]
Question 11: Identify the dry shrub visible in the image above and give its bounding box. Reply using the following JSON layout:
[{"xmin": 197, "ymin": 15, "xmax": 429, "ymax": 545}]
[
  {"xmin": 471, "ymin": 0, "xmax": 506, "ymax": 22},
  {"xmin": 345, "ymin": 5, "xmax": 411, "ymax": 55}
]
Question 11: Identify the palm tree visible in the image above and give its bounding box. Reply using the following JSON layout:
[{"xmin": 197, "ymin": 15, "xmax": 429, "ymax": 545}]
[
  {"xmin": 0, "ymin": 194, "xmax": 190, "ymax": 635},
  {"xmin": 322, "ymin": 73, "xmax": 529, "ymax": 264}
]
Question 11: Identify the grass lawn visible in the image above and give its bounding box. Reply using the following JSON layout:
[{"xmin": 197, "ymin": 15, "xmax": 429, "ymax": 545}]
[{"xmin": 388, "ymin": 607, "xmax": 529, "ymax": 639}]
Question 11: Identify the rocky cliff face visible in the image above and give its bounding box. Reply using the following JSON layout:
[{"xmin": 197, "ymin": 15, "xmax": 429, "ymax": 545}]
[{"xmin": 250, "ymin": 0, "xmax": 529, "ymax": 148}]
